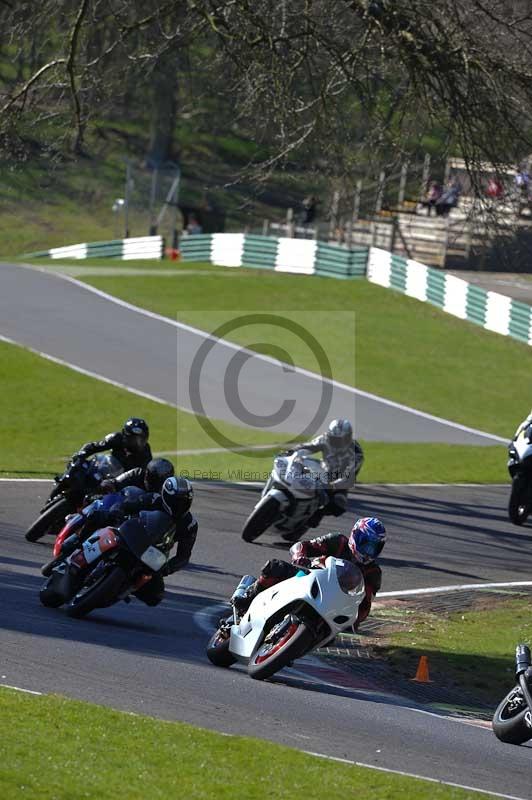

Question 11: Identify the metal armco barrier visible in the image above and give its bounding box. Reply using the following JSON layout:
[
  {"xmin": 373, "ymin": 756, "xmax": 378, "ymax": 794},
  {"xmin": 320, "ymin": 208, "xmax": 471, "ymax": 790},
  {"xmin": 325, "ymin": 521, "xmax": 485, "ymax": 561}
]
[
  {"xmin": 26, "ymin": 235, "xmax": 164, "ymax": 260},
  {"xmin": 24, "ymin": 232, "xmax": 532, "ymax": 346}
]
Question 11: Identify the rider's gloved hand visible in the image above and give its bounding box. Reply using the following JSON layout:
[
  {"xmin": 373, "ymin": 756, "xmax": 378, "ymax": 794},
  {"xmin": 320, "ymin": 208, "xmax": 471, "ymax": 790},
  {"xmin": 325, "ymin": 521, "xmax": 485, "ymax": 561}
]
[
  {"xmin": 310, "ymin": 556, "xmax": 327, "ymax": 569},
  {"xmin": 100, "ymin": 478, "xmax": 117, "ymax": 494},
  {"xmin": 290, "ymin": 541, "xmax": 311, "ymax": 566}
]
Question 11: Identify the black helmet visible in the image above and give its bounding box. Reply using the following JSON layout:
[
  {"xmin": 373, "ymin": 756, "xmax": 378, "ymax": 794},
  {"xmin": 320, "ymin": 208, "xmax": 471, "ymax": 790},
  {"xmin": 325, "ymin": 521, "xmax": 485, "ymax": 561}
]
[
  {"xmin": 161, "ymin": 476, "xmax": 193, "ymax": 517},
  {"xmin": 122, "ymin": 418, "xmax": 149, "ymax": 453},
  {"xmin": 144, "ymin": 458, "xmax": 175, "ymax": 492}
]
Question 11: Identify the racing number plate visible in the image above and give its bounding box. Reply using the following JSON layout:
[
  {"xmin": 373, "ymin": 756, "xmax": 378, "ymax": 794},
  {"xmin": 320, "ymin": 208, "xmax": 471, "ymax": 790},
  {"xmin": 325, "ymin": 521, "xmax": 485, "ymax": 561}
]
[
  {"xmin": 82, "ymin": 538, "xmax": 103, "ymax": 564},
  {"xmin": 140, "ymin": 546, "xmax": 167, "ymax": 571}
]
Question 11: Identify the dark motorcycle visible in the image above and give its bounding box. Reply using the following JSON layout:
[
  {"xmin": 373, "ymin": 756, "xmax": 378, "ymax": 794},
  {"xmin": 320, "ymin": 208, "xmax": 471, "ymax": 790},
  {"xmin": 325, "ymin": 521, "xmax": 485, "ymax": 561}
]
[
  {"xmin": 25, "ymin": 453, "xmax": 123, "ymax": 542},
  {"xmin": 507, "ymin": 427, "xmax": 532, "ymax": 525},
  {"xmin": 39, "ymin": 510, "xmax": 173, "ymax": 618},
  {"xmin": 492, "ymin": 644, "xmax": 532, "ymax": 744}
]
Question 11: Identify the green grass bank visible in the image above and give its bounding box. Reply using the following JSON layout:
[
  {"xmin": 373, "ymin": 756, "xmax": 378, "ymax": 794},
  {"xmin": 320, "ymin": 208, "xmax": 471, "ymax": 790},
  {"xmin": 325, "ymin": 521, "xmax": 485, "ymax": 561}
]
[
  {"xmin": 0, "ymin": 337, "xmax": 505, "ymax": 482},
  {"xmin": 0, "ymin": 687, "xmax": 493, "ymax": 800}
]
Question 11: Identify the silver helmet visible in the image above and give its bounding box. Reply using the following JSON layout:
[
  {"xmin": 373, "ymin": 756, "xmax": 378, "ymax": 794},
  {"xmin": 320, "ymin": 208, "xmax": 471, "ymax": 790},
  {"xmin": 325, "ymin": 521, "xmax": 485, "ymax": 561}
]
[{"xmin": 326, "ymin": 419, "xmax": 353, "ymax": 450}]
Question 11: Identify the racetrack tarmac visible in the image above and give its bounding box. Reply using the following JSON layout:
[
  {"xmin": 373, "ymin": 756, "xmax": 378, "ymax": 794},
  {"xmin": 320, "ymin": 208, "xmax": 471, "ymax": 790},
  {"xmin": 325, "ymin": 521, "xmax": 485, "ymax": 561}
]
[
  {"xmin": 1, "ymin": 480, "xmax": 531, "ymax": 798},
  {"xmin": 0, "ymin": 261, "xmax": 503, "ymax": 444}
]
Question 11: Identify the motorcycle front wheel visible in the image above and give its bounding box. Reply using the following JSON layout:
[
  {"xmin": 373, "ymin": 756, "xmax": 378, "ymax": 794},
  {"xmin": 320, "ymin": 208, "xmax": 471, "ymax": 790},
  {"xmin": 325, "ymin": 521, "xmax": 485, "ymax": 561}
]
[
  {"xmin": 206, "ymin": 629, "xmax": 237, "ymax": 668},
  {"xmin": 508, "ymin": 474, "xmax": 530, "ymax": 526},
  {"xmin": 25, "ymin": 496, "xmax": 71, "ymax": 542},
  {"xmin": 241, "ymin": 496, "xmax": 281, "ymax": 543},
  {"xmin": 39, "ymin": 575, "xmax": 66, "ymax": 608},
  {"xmin": 65, "ymin": 565, "xmax": 127, "ymax": 618},
  {"xmin": 492, "ymin": 686, "xmax": 532, "ymax": 744},
  {"xmin": 247, "ymin": 617, "xmax": 314, "ymax": 681}
]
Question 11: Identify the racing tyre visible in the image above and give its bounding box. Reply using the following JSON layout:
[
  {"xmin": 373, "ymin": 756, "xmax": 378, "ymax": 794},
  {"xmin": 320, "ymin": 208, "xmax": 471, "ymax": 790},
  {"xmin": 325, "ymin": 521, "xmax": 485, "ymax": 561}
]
[
  {"xmin": 39, "ymin": 576, "xmax": 65, "ymax": 608},
  {"xmin": 492, "ymin": 687, "xmax": 532, "ymax": 744},
  {"xmin": 65, "ymin": 565, "xmax": 127, "ymax": 618},
  {"xmin": 247, "ymin": 617, "xmax": 314, "ymax": 681},
  {"xmin": 25, "ymin": 497, "xmax": 70, "ymax": 542},
  {"xmin": 242, "ymin": 497, "xmax": 281, "ymax": 543},
  {"xmin": 206, "ymin": 629, "xmax": 237, "ymax": 668},
  {"xmin": 508, "ymin": 475, "xmax": 530, "ymax": 526}
]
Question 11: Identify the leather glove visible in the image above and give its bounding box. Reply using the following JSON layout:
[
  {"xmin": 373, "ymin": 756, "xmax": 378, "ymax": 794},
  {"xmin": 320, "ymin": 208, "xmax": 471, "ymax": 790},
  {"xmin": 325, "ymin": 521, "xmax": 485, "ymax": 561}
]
[
  {"xmin": 310, "ymin": 555, "xmax": 327, "ymax": 569},
  {"xmin": 100, "ymin": 478, "xmax": 117, "ymax": 494}
]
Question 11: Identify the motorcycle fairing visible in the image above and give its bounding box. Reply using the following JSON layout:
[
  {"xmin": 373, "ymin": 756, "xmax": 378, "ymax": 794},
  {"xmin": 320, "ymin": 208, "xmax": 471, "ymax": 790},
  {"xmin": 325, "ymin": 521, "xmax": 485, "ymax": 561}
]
[{"xmin": 228, "ymin": 557, "xmax": 364, "ymax": 662}]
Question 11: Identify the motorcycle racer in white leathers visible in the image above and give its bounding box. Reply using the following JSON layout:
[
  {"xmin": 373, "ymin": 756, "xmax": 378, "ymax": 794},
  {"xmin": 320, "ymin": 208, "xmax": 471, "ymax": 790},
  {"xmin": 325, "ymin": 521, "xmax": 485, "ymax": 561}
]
[{"xmin": 294, "ymin": 419, "xmax": 364, "ymax": 526}]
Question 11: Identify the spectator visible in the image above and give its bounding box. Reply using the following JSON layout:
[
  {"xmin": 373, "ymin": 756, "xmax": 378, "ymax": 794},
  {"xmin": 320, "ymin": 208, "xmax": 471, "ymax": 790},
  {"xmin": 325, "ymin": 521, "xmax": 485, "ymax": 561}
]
[
  {"xmin": 435, "ymin": 179, "xmax": 461, "ymax": 217},
  {"xmin": 486, "ymin": 177, "xmax": 504, "ymax": 199},
  {"xmin": 515, "ymin": 168, "xmax": 529, "ymax": 197},
  {"xmin": 300, "ymin": 195, "xmax": 317, "ymax": 226},
  {"xmin": 515, "ymin": 168, "xmax": 530, "ymax": 214},
  {"xmin": 421, "ymin": 180, "xmax": 443, "ymax": 216},
  {"xmin": 186, "ymin": 213, "xmax": 203, "ymax": 235}
]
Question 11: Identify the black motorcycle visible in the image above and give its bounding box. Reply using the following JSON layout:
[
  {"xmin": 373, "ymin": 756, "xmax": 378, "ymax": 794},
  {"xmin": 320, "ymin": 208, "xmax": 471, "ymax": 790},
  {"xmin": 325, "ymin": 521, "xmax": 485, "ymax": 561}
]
[
  {"xmin": 25, "ymin": 453, "xmax": 123, "ymax": 542},
  {"xmin": 39, "ymin": 510, "xmax": 173, "ymax": 618},
  {"xmin": 492, "ymin": 644, "xmax": 532, "ymax": 744},
  {"xmin": 507, "ymin": 427, "xmax": 532, "ymax": 525}
]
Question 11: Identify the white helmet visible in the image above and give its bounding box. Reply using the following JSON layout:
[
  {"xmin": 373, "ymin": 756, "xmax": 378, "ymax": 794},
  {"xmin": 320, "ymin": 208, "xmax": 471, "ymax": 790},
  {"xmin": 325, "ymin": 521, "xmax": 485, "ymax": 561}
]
[{"xmin": 326, "ymin": 419, "xmax": 353, "ymax": 450}]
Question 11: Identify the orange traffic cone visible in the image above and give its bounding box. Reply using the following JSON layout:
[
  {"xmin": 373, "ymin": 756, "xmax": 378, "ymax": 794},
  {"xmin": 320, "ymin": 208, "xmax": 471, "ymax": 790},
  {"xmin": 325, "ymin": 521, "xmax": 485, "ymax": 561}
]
[{"xmin": 411, "ymin": 655, "xmax": 432, "ymax": 683}]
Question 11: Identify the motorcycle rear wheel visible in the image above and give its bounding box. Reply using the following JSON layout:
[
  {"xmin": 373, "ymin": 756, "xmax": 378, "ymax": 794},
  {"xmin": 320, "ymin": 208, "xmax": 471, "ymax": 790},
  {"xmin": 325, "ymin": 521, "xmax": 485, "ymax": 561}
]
[
  {"xmin": 25, "ymin": 496, "xmax": 70, "ymax": 542},
  {"xmin": 248, "ymin": 617, "xmax": 313, "ymax": 681},
  {"xmin": 508, "ymin": 475, "xmax": 530, "ymax": 526},
  {"xmin": 492, "ymin": 687, "xmax": 532, "ymax": 744},
  {"xmin": 241, "ymin": 497, "xmax": 280, "ymax": 543},
  {"xmin": 65, "ymin": 565, "xmax": 127, "ymax": 618},
  {"xmin": 206, "ymin": 629, "xmax": 237, "ymax": 668}
]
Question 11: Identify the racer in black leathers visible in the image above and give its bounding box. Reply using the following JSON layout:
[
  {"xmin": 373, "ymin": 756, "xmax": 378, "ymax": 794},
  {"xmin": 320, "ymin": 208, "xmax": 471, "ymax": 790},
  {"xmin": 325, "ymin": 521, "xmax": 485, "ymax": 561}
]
[
  {"xmin": 76, "ymin": 418, "xmax": 152, "ymax": 472},
  {"xmin": 234, "ymin": 518, "xmax": 385, "ymax": 631},
  {"xmin": 82, "ymin": 476, "xmax": 197, "ymax": 606},
  {"xmin": 100, "ymin": 458, "xmax": 174, "ymax": 494}
]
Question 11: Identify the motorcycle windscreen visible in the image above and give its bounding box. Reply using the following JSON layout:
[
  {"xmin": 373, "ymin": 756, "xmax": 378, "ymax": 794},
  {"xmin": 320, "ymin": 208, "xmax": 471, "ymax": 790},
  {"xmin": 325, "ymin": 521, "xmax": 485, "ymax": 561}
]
[{"xmin": 90, "ymin": 454, "xmax": 124, "ymax": 479}]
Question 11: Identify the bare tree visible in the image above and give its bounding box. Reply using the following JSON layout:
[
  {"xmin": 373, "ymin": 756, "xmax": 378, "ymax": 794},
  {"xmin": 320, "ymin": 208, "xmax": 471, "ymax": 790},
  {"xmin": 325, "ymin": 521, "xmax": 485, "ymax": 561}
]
[{"xmin": 2, "ymin": 0, "xmax": 532, "ymax": 180}]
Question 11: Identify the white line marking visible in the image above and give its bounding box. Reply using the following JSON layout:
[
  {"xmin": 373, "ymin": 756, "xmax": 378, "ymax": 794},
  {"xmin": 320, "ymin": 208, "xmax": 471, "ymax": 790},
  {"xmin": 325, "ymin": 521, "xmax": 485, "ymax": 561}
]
[
  {"xmin": 17, "ymin": 262, "xmax": 506, "ymax": 443},
  {"xmin": 1, "ymin": 683, "xmax": 42, "ymax": 695},
  {"xmin": 156, "ymin": 443, "xmax": 284, "ymax": 456},
  {"xmin": 304, "ymin": 752, "xmax": 527, "ymax": 800},
  {"xmin": 379, "ymin": 581, "xmax": 532, "ymax": 598},
  {"xmin": 0, "ymin": 478, "xmax": 52, "ymax": 483}
]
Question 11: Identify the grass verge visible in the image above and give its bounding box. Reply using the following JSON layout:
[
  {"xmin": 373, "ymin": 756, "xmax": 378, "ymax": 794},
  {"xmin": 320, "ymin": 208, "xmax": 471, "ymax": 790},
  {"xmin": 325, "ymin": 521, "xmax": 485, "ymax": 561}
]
[
  {"xmin": 376, "ymin": 597, "xmax": 532, "ymax": 703},
  {"xmin": 0, "ymin": 337, "xmax": 507, "ymax": 482},
  {"xmin": 0, "ymin": 687, "xmax": 494, "ymax": 800},
  {"xmin": 0, "ymin": 338, "xmax": 280, "ymax": 477},
  {"xmin": 73, "ymin": 262, "xmax": 530, "ymax": 439}
]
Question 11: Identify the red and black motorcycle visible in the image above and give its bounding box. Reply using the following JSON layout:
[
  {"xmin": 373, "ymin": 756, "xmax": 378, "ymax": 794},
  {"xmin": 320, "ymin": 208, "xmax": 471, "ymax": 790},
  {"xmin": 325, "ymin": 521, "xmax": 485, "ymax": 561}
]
[{"xmin": 39, "ymin": 510, "xmax": 173, "ymax": 618}]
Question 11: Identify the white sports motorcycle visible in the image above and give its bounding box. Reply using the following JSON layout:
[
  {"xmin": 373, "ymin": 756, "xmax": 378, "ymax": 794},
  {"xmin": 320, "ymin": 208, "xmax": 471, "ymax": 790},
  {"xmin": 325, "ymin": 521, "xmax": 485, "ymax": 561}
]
[
  {"xmin": 508, "ymin": 423, "xmax": 532, "ymax": 525},
  {"xmin": 241, "ymin": 450, "xmax": 329, "ymax": 543},
  {"xmin": 206, "ymin": 557, "xmax": 365, "ymax": 681}
]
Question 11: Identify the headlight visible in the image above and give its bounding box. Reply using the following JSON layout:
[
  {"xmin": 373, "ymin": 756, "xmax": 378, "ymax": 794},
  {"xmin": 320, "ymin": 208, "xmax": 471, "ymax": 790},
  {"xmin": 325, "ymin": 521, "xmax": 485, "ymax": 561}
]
[{"xmin": 335, "ymin": 560, "xmax": 364, "ymax": 596}]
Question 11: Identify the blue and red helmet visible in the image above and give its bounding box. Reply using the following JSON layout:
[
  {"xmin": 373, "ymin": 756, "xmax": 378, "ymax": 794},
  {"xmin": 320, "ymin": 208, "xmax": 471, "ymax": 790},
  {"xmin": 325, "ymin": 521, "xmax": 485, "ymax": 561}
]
[{"xmin": 348, "ymin": 517, "xmax": 386, "ymax": 564}]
